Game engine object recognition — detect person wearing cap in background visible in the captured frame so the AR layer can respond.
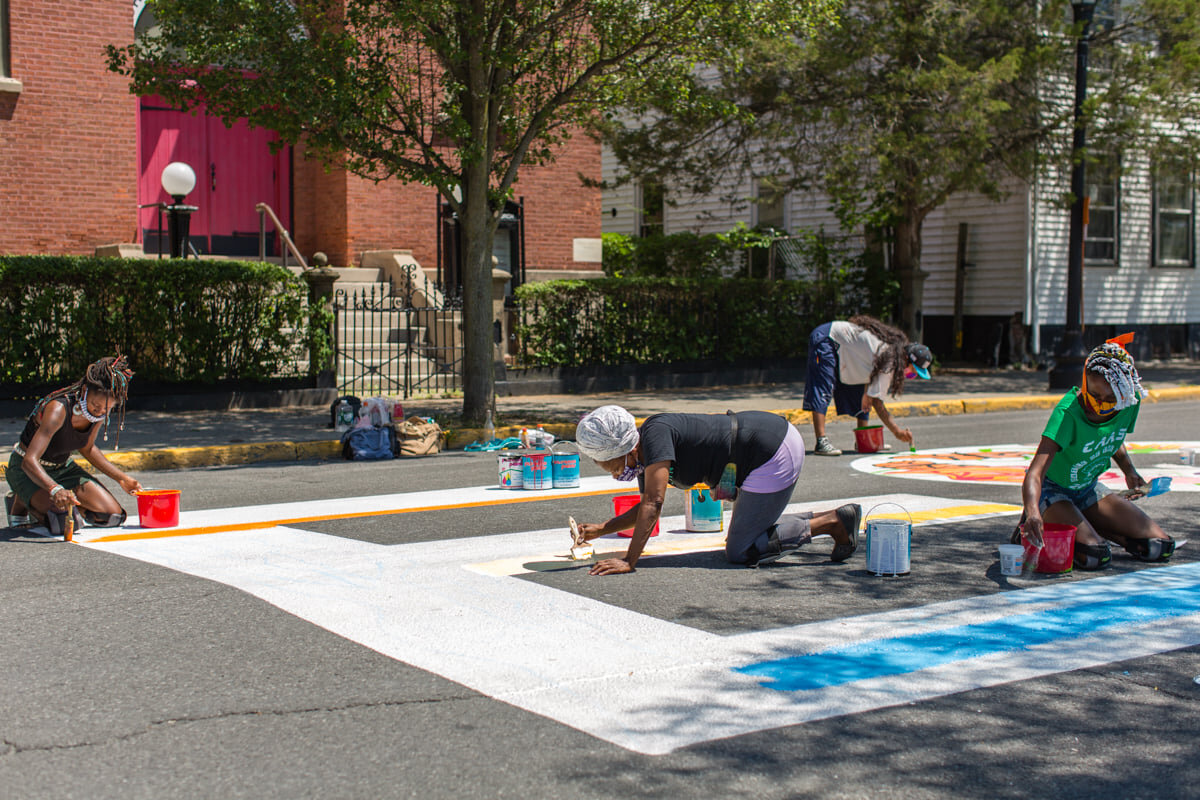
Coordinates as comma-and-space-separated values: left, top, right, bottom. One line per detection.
801, 315, 934, 456
571, 405, 862, 575
1017, 335, 1175, 570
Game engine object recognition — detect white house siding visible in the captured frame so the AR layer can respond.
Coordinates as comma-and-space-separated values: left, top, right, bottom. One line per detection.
601, 146, 639, 237
920, 185, 1030, 318
1032, 152, 1200, 336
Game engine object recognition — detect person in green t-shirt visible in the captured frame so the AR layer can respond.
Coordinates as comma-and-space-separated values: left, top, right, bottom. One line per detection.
1019, 339, 1175, 570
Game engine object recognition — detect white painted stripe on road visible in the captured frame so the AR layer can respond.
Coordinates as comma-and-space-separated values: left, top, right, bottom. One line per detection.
79, 491, 1195, 755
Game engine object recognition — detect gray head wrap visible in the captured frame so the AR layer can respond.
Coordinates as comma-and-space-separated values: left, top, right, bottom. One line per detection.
575, 405, 639, 461
1085, 342, 1147, 410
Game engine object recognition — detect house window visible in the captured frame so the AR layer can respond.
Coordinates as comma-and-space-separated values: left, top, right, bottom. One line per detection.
1153, 163, 1194, 268
637, 177, 664, 238
1, 0, 11, 79
1085, 155, 1119, 264
755, 178, 786, 233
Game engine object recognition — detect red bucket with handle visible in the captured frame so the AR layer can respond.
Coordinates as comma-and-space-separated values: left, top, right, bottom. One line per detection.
136, 489, 180, 528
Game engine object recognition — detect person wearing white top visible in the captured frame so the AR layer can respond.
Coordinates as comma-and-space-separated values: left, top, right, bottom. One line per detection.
801, 316, 933, 455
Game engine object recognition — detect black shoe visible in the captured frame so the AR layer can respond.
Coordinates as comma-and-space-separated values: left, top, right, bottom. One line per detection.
1074, 542, 1112, 570
831, 504, 861, 562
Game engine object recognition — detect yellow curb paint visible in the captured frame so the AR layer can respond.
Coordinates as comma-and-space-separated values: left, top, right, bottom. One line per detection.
86, 486, 626, 543
888, 400, 966, 418
1147, 386, 1200, 402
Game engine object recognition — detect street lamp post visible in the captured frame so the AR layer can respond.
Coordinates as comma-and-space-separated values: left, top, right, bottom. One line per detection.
1048, 0, 1098, 390
161, 161, 198, 259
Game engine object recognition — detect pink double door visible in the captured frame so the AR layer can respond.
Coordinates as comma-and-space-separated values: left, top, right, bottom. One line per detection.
138, 97, 291, 257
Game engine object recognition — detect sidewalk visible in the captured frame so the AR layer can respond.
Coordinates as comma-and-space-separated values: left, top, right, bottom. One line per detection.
2, 364, 1197, 474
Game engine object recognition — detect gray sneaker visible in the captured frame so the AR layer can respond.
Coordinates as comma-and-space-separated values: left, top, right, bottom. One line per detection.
814, 437, 842, 456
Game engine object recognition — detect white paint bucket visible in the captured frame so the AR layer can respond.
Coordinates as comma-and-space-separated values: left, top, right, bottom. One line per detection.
683, 487, 723, 532
864, 503, 912, 576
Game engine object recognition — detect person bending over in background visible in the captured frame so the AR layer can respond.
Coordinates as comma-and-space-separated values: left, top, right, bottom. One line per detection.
802, 315, 933, 456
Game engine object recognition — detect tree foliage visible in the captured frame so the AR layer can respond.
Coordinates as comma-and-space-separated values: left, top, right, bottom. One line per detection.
108, 0, 837, 421
603, 0, 1200, 338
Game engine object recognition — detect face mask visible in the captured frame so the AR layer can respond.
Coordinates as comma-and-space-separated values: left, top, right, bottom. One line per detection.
616, 458, 644, 482
1080, 376, 1118, 417
74, 389, 106, 424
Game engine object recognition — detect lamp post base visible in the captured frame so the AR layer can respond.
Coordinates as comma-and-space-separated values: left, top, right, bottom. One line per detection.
1048, 330, 1088, 390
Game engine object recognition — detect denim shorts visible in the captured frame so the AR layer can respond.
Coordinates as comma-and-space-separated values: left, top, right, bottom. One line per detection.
802, 322, 869, 420
1038, 476, 1110, 514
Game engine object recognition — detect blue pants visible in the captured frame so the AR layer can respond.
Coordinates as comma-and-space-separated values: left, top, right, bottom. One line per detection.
802, 322, 868, 419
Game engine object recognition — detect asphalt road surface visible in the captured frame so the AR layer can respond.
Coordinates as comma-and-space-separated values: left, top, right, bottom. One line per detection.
3, 404, 1198, 799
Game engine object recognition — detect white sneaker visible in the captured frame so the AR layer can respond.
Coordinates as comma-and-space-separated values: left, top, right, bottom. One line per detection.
814, 437, 842, 456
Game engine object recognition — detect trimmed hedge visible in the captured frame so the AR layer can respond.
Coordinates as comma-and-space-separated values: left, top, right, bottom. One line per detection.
516, 278, 815, 367
0, 256, 328, 385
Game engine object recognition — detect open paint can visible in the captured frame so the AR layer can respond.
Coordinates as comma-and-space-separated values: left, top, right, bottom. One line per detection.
497, 453, 524, 489
684, 487, 723, 532
864, 503, 911, 576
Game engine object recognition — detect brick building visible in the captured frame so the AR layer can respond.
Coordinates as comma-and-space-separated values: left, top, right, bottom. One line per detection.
0, 0, 602, 285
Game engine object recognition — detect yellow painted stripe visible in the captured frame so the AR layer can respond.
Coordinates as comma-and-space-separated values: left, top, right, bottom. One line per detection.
471, 502, 1024, 577
866, 502, 1020, 524
87, 487, 624, 543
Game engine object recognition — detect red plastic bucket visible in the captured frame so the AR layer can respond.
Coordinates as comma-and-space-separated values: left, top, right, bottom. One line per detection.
1023, 523, 1075, 574
854, 425, 884, 453
612, 493, 659, 538
136, 489, 180, 528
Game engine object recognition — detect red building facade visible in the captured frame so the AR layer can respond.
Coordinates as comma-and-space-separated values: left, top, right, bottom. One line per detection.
0, 1, 601, 280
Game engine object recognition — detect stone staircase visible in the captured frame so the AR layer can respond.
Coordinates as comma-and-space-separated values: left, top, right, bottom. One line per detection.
290, 250, 463, 397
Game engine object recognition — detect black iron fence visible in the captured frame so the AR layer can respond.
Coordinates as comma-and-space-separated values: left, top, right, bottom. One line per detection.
332, 279, 464, 398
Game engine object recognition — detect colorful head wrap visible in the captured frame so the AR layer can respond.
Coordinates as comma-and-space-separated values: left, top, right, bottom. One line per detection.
1084, 334, 1146, 412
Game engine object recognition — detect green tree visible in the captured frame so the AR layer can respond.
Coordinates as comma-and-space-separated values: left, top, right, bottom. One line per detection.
603, 0, 1200, 340
108, 0, 836, 422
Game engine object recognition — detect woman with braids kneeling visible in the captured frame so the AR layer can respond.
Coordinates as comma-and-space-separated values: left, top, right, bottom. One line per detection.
5, 356, 142, 536
1018, 336, 1175, 570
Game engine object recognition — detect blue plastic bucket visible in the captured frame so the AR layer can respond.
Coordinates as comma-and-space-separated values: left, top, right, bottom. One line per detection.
551, 441, 581, 488
684, 487, 723, 532
521, 449, 553, 490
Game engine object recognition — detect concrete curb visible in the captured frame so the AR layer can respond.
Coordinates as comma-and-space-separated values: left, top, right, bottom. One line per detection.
2, 387, 1196, 475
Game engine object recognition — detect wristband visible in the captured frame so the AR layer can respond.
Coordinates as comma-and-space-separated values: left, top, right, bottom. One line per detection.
49, 485, 65, 497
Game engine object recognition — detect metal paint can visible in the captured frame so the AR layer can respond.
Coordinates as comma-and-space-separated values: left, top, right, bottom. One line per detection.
550, 441, 580, 488
521, 449, 553, 490
683, 487, 723, 532
497, 453, 524, 489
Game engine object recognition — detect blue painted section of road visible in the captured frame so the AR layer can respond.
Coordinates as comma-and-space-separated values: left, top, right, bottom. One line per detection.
738, 566, 1200, 692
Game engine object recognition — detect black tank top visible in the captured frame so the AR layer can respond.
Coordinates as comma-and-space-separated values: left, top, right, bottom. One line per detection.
19, 396, 97, 464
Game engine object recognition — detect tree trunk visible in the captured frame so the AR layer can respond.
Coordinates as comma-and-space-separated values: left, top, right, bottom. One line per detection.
458, 168, 497, 426
892, 213, 929, 343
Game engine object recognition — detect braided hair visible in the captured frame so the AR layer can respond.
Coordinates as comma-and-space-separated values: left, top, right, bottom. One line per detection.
32, 355, 135, 447
1084, 339, 1146, 410
848, 315, 911, 397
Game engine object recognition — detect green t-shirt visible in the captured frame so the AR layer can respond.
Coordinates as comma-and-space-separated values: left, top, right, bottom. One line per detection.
1042, 389, 1139, 490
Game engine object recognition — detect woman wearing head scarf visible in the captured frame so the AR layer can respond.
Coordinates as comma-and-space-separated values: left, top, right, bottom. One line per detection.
573, 405, 861, 575
802, 315, 934, 455
5, 355, 143, 535
1019, 336, 1174, 569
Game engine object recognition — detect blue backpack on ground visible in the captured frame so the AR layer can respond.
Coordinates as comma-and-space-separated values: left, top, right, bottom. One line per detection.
341, 425, 396, 461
